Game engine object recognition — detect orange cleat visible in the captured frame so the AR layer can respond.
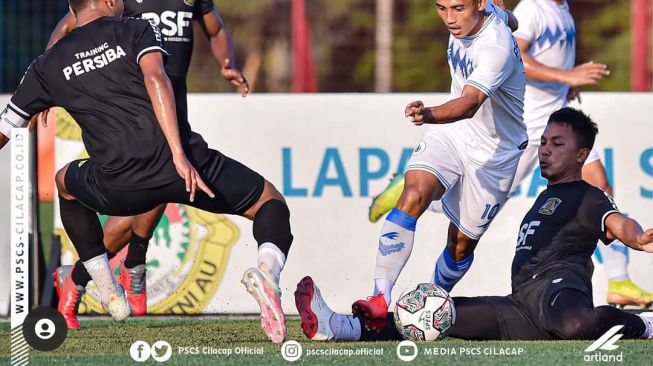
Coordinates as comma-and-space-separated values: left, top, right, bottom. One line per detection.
352, 293, 389, 332
53, 266, 85, 330
118, 264, 147, 316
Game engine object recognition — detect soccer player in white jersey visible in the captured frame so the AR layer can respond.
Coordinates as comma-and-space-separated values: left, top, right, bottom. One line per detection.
352, 0, 527, 331
368, 0, 653, 307
512, 0, 652, 307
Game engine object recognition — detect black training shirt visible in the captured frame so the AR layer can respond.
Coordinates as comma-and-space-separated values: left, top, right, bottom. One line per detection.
8, 17, 179, 190
511, 180, 620, 288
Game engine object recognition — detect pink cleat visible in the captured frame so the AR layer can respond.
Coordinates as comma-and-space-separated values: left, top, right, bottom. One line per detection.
241, 267, 286, 343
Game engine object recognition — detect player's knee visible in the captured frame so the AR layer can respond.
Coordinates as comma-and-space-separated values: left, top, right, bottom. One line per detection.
55, 164, 75, 200
554, 311, 594, 340
397, 186, 427, 215
262, 181, 285, 203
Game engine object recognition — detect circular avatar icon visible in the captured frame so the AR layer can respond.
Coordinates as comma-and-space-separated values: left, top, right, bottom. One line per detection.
22, 306, 68, 351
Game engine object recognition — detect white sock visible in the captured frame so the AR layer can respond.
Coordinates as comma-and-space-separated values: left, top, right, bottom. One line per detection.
374, 279, 394, 305
638, 314, 653, 339
427, 200, 443, 213
257, 242, 286, 285
374, 208, 416, 305
329, 313, 362, 341
598, 241, 629, 281
83, 253, 120, 304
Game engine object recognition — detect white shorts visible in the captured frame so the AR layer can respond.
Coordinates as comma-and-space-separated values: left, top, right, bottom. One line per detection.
509, 144, 602, 195
406, 125, 524, 240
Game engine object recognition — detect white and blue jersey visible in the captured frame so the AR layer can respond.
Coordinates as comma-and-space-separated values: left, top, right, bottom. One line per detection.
443, 10, 527, 157
513, 0, 576, 142
407, 12, 527, 240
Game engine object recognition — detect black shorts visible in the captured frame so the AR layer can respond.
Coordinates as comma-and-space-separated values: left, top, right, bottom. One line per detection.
65, 147, 264, 217
482, 270, 592, 340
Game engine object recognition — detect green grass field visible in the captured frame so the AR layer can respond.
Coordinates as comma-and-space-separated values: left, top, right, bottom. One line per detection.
1, 317, 651, 365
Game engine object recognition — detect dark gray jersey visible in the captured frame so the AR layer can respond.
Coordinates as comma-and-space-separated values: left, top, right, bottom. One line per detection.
511, 180, 620, 289
8, 17, 178, 190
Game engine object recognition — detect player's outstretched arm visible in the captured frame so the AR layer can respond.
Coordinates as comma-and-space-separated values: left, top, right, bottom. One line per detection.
605, 213, 653, 253
46, 11, 76, 50
199, 9, 249, 96
139, 52, 215, 201
405, 85, 487, 126
515, 37, 609, 87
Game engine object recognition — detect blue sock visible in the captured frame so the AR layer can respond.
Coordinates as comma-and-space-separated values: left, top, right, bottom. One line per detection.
374, 208, 417, 304
433, 248, 474, 292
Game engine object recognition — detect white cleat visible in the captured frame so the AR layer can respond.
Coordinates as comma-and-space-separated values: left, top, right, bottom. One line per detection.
294, 276, 335, 340
640, 312, 653, 339
241, 267, 286, 344
103, 284, 131, 321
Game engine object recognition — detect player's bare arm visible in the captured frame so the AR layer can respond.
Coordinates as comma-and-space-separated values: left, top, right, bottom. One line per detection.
405, 85, 487, 125
515, 37, 609, 87
199, 9, 249, 96
47, 11, 76, 50
505, 10, 518, 32
139, 52, 215, 201
604, 213, 653, 253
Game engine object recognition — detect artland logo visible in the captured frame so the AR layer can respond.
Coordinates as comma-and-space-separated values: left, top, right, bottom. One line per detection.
583, 325, 624, 362
130, 340, 173, 362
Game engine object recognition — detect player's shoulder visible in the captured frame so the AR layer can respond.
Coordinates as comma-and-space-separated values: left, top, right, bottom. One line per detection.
590, 185, 612, 200
195, 0, 216, 9
579, 181, 615, 204
120, 16, 153, 28
476, 13, 514, 49
117, 16, 160, 38
514, 0, 544, 11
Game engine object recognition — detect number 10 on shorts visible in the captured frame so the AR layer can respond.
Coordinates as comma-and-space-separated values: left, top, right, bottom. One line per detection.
481, 203, 501, 221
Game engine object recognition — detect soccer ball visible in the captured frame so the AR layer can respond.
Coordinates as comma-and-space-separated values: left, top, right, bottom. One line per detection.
394, 283, 455, 341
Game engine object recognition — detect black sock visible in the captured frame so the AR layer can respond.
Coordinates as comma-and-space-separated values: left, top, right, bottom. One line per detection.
70, 260, 92, 287
59, 195, 105, 261
124, 232, 149, 269
252, 199, 293, 257
70, 251, 117, 287
359, 313, 403, 341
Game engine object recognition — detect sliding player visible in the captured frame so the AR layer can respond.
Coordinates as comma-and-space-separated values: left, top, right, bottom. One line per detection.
296, 108, 653, 341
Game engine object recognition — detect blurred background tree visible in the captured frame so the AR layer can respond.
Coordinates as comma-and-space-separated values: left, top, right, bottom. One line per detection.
187, 0, 635, 93
0, 0, 642, 92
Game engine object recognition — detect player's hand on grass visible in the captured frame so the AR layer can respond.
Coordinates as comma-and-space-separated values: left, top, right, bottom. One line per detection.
564, 61, 610, 87
637, 228, 653, 253
172, 153, 215, 202
221, 58, 249, 97
405, 101, 435, 126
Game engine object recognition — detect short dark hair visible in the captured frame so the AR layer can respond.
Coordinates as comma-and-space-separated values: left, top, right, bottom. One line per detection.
69, 0, 93, 14
547, 107, 598, 150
